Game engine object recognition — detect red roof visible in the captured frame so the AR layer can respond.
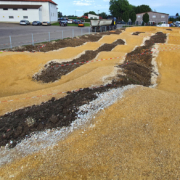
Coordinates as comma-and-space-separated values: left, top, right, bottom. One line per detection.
1, 0, 57, 5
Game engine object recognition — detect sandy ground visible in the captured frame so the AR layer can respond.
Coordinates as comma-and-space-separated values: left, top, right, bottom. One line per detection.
0, 26, 180, 179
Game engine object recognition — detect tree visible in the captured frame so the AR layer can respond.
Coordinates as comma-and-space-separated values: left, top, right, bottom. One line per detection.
99, 12, 108, 19
109, 0, 130, 20
84, 12, 89, 16
176, 13, 179, 16
84, 11, 96, 17
135, 5, 152, 14
143, 12, 149, 24
122, 11, 129, 23
130, 11, 136, 24
88, 11, 96, 15
58, 12, 62, 18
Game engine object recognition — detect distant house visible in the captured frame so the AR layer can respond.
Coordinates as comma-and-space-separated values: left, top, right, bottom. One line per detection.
88, 14, 99, 19
136, 11, 169, 25
0, 0, 58, 23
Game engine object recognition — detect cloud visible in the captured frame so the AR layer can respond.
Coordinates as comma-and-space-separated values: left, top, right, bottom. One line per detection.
73, 0, 91, 5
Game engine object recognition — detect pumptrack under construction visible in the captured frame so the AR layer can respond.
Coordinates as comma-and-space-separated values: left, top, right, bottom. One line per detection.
0, 26, 180, 179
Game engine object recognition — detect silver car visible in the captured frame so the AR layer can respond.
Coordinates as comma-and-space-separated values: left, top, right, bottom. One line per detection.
42, 21, 51, 26
175, 23, 180, 27
20, 20, 30, 25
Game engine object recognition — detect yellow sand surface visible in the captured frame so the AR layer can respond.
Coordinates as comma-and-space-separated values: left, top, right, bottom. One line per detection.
1, 27, 180, 179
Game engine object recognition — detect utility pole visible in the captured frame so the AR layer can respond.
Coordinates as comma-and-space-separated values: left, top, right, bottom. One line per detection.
75, 10, 76, 17
98, 10, 99, 15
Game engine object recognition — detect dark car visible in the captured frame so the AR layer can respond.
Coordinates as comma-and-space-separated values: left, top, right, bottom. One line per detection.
74, 20, 82, 24
59, 20, 67, 26
32, 21, 42, 26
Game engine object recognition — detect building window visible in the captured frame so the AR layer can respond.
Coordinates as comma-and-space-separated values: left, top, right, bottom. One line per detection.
13, 8, 18, 10
161, 15, 165, 18
23, 8, 27, 10
152, 15, 156, 18
3, 8, 8, 10
137, 15, 141, 18
9, 16, 14, 19
23, 16, 28, 19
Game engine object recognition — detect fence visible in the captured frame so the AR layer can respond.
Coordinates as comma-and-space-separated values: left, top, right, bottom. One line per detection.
0, 25, 123, 50
0, 28, 91, 50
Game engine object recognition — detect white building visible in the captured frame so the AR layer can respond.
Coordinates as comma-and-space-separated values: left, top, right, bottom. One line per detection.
0, 0, 58, 23
88, 14, 99, 19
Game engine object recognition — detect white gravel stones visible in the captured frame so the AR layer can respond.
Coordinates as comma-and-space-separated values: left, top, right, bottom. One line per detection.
0, 85, 137, 167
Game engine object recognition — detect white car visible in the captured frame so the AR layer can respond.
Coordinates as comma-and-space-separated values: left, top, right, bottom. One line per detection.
20, 20, 30, 25
68, 19, 73, 24
157, 24, 169, 27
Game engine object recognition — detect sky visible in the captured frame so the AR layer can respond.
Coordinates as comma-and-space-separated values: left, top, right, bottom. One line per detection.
55, 0, 180, 17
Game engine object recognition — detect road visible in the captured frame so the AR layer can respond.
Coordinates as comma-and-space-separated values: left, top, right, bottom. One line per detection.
0, 23, 124, 49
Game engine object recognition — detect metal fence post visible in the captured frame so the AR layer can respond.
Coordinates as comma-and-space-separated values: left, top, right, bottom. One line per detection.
31, 34, 34, 46
62, 30, 63, 39
9, 36, 12, 49
72, 29, 74, 38
95, 27, 96, 33
105, 26, 106, 32
89, 27, 90, 34
81, 28, 82, 36
48, 32, 50, 42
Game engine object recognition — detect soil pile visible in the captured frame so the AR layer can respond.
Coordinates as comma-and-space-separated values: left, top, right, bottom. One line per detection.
132, 32, 145, 35
0, 32, 166, 148
33, 39, 125, 83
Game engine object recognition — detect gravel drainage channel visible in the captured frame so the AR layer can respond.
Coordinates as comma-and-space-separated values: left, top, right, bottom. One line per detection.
7, 29, 123, 53
0, 32, 167, 149
33, 39, 125, 83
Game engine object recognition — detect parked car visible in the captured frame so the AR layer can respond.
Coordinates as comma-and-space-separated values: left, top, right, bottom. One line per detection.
170, 23, 175, 27
68, 19, 73, 24
157, 23, 169, 27
32, 21, 42, 26
74, 19, 83, 24
59, 20, 67, 26
175, 23, 180, 27
42, 21, 51, 26
78, 22, 84, 27
20, 20, 30, 25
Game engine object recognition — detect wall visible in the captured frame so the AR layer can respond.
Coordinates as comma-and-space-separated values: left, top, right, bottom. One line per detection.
88, 14, 99, 19
136, 12, 169, 25
0, 8, 39, 22
0, 1, 58, 22
49, 2, 58, 22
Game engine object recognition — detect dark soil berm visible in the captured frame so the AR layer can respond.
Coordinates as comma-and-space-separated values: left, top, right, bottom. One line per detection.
33, 39, 125, 83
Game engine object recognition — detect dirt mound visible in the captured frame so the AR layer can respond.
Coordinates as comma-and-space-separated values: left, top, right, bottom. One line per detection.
0, 32, 167, 148
8, 29, 123, 52
132, 32, 145, 35
33, 39, 125, 83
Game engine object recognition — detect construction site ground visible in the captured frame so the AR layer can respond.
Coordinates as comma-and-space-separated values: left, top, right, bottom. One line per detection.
0, 27, 180, 179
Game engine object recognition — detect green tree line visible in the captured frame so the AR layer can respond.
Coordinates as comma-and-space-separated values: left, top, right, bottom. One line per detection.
109, 0, 152, 24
